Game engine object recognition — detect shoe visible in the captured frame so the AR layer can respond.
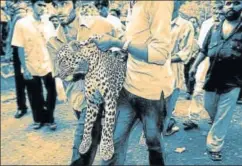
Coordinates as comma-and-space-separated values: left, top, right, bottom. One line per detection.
46, 122, 57, 131
237, 99, 242, 104
32, 122, 43, 130
14, 110, 27, 119
165, 126, 180, 136
183, 120, 198, 130
164, 118, 180, 136
207, 151, 222, 161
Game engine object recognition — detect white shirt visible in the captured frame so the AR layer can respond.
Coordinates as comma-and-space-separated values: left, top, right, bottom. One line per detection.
194, 18, 214, 94
11, 15, 55, 76
197, 17, 214, 48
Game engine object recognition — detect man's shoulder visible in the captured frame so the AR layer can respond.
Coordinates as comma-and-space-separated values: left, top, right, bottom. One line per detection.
178, 17, 194, 30
16, 16, 29, 24
93, 16, 114, 27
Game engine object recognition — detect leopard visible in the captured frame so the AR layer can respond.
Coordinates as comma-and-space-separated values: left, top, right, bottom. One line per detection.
55, 35, 127, 161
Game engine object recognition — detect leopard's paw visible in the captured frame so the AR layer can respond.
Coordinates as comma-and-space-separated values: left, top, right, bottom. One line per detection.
79, 135, 92, 154
100, 139, 114, 161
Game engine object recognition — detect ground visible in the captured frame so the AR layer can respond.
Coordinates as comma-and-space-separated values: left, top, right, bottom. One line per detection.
1, 76, 242, 165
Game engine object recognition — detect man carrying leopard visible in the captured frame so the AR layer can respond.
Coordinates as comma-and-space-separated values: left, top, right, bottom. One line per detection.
46, 0, 122, 165
55, 37, 127, 161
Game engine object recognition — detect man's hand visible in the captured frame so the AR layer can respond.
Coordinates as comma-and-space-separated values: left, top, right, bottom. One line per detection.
189, 66, 197, 82
231, 38, 242, 59
23, 69, 33, 80
93, 34, 117, 52
4, 46, 13, 62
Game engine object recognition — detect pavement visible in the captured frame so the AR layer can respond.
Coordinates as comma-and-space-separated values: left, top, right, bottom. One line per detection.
1, 77, 242, 165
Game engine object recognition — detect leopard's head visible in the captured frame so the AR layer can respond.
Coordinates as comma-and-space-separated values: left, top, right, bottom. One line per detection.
55, 35, 102, 81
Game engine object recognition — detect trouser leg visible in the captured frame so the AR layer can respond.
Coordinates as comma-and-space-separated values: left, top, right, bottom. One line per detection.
42, 73, 57, 123
12, 46, 27, 111
206, 88, 240, 152
25, 76, 45, 123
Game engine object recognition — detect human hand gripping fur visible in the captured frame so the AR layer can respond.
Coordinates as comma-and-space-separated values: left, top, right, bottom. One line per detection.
55, 35, 127, 160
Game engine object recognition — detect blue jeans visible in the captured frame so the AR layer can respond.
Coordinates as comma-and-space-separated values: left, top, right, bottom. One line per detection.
163, 88, 180, 131
70, 107, 103, 166
102, 88, 166, 165
205, 88, 240, 152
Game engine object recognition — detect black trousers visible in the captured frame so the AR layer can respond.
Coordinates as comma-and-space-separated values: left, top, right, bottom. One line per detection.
13, 46, 28, 111
184, 57, 196, 95
25, 72, 57, 123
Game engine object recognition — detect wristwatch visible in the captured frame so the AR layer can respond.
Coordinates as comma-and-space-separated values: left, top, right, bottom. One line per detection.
122, 39, 132, 52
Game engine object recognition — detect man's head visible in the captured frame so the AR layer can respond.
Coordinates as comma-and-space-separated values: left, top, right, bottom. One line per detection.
212, 1, 224, 22
49, 15, 59, 29
30, 0, 49, 17
223, 0, 242, 21
94, 0, 109, 18
110, 8, 121, 19
52, 0, 77, 25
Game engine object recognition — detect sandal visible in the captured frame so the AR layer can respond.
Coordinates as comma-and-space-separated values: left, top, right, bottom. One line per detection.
183, 120, 198, 130
208, 151, 222, 161
165, 119, 179, 136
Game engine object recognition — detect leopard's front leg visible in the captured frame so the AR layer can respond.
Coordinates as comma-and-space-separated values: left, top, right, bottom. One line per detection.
79, 99, 99, 154
100, 97, 117, 161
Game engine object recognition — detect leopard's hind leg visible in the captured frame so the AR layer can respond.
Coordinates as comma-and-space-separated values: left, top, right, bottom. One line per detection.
100, 96, 117, 161
79, 100, 99, 154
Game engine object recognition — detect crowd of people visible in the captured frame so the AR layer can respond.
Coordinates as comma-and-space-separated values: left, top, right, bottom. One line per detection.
1, 0, 242, 165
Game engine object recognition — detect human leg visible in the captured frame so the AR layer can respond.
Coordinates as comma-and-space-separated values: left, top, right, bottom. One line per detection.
42, 73, 57, 125
163, 88, 180, 135
206, 88, 240, 155
136, 92, 166, 165
25, 76, 45, 129
101, 88, 137, 165
13, 46, 28, 118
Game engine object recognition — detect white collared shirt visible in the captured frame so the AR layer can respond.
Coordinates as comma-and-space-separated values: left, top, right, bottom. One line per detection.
12, 15, 55, 76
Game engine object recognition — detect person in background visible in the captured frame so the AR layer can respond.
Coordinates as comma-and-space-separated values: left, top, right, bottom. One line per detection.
189, 0, 242, 161
12, 0, 57, 130
47, 0, 121, 165
163, 1, 194, 136
94, 1, 174, 165
189, 17, 200, 38
94, 0, 125, 32
49, 14, 59, 29
4, 0, 30, 119
183, 16, 200, 100
183, 1, 225, 130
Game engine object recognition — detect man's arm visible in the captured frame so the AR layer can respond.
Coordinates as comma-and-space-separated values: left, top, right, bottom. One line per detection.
171, 23, 195, 63
94, 1, 173, 65
189, 27, 212, 79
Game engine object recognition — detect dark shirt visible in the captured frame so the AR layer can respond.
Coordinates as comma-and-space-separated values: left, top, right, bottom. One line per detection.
201, 20, 242, 93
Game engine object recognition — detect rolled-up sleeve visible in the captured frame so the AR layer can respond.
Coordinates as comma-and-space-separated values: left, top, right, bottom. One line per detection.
176, 23, 195, 64
148, 1, 173, 65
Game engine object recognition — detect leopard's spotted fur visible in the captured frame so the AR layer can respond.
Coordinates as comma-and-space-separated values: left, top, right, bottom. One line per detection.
56, 36, 127, 160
